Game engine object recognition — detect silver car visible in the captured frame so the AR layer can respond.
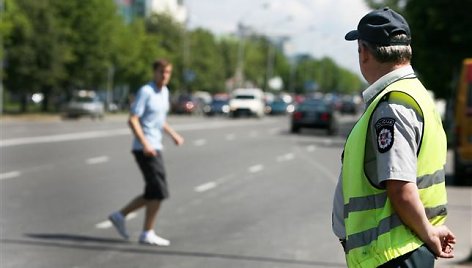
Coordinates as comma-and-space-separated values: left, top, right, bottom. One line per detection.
64, 91, 105, 119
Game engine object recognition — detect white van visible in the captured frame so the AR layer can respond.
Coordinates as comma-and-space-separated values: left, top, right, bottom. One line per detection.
229, 88, 265, 118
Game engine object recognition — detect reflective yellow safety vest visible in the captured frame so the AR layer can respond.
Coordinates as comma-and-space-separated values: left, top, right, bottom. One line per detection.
342, 77, 448, 268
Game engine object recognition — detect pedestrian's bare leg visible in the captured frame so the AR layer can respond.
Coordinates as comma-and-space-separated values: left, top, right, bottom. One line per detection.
143, 200, 161, 231
120, 195, 146, 216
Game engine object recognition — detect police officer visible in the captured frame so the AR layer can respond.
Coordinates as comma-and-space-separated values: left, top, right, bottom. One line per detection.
331, 7, 456, 267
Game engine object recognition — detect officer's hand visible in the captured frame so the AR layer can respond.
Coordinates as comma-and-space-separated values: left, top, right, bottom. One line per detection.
427, 225, 456, 259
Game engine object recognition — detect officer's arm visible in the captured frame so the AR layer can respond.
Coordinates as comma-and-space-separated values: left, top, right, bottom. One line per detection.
386, 180, 456, 258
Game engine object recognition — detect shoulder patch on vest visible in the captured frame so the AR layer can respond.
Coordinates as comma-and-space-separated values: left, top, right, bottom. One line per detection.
375, 117, 395, 153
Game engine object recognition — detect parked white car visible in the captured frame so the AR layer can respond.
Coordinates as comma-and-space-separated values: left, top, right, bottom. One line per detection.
229, 88, 265, 118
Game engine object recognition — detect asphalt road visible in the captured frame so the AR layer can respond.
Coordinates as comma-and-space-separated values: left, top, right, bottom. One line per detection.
1, 114, 471, 268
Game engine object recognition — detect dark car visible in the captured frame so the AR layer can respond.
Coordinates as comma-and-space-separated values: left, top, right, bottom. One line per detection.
340, 96, 359, 114
290, 99, 338, 135
171, 94, 200, 114
204, 99, 230, 116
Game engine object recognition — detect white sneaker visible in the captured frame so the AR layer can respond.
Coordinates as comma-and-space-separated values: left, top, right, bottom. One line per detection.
108, 212, 129, 240
139, 230, 170, 246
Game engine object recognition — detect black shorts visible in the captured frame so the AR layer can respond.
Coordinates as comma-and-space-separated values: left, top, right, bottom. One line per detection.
132, 150, 169, 200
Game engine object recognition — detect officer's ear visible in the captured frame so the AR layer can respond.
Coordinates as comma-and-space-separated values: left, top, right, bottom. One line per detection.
358, 41, 370, 64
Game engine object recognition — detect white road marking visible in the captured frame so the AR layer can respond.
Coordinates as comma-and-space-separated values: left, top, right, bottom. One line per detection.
195, 181, 217, 192
277, 153, 295, 162
95, 221, 112, 229
268, 127, 280, 135
1, 129, 130, 147
86, 156, 109, 165
249, 131, 259, 138
306, 145, 317, 152
322, 139, 333, 146
225, 134, 236, 141
193, 139, 207, 146
248, 164, 264, 173
0, 171, 21, 180
95, 212, 137, 229
2, 119, 279, 148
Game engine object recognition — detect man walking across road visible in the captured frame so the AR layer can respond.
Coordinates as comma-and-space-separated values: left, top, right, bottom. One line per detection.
332, 7, 456, 267
109, 58, 184, 246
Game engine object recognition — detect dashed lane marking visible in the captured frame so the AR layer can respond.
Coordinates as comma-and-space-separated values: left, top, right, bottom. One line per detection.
0, 171, 21, 180
194, 181, 218, 192
277, 153, 295, 162
268, 127, 281, 135
86, 156, 109, 165
306, 145, 317, 152
193, 139, 207, 146
249, 131, 259, 138
225, 134, 236, 141
248, 164, 264, 173
95, 212, 137, 229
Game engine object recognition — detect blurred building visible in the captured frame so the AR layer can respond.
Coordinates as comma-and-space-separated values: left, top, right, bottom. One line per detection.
114, 0, 187, 23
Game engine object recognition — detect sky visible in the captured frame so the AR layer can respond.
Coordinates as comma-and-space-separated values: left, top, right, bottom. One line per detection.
185, 0, 372, 76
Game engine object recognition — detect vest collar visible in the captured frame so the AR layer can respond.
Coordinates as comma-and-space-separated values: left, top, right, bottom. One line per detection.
362, 65, 416, 105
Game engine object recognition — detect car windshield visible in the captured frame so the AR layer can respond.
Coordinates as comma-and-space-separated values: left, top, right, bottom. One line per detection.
72, 96, 96, 103
178, 95, 193, 102
235, 95, 255, 100
212, 100, 228, 105
272, 100, 287, 105
298, 100, 329, 112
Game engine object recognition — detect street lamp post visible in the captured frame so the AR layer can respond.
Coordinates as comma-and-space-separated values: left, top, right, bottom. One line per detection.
235, 13, 292, 91
233, 3, 271, 89
265, 34, 290, 91
234, 23, 248, 89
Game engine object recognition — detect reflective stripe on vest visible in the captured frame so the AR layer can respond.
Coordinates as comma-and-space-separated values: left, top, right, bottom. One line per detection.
342, 78, 448, 267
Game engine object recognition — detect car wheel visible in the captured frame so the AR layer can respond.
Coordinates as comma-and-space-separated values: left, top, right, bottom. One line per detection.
291, 125, 300, 133
327, 121, 338, 136
327, 126, 337, 136
230, 111, 238, 118
454, 151, 467, 185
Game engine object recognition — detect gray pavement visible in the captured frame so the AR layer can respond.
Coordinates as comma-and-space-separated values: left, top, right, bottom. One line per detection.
1, 114, 470, 267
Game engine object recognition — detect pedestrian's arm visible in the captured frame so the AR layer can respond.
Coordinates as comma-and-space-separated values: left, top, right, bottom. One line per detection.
163, 122, 184, 146
386, 180, 456, 258
128, 114, 156, 156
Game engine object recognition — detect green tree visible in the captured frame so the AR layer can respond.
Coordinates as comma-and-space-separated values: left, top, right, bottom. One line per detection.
365, 0, 472, 98
113, 19, 165, 93
4, 0, 70, 112
291, 55, 363, 95
55, 0, 124, 91
270, 42, 291, 91
243, 35, 270, 88
406, 0, 472, 99
218, 37, 239, 85
145, 13, 185, 92
187, 28, 226, 93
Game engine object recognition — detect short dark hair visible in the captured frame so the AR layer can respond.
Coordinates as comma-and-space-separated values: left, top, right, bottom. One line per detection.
152, 59, 172, 71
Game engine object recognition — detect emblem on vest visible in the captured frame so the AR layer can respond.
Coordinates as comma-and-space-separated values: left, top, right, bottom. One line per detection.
375, 117, 395, 153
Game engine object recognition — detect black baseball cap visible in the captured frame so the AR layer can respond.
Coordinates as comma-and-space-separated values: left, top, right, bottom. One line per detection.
345, 7, 411, 46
